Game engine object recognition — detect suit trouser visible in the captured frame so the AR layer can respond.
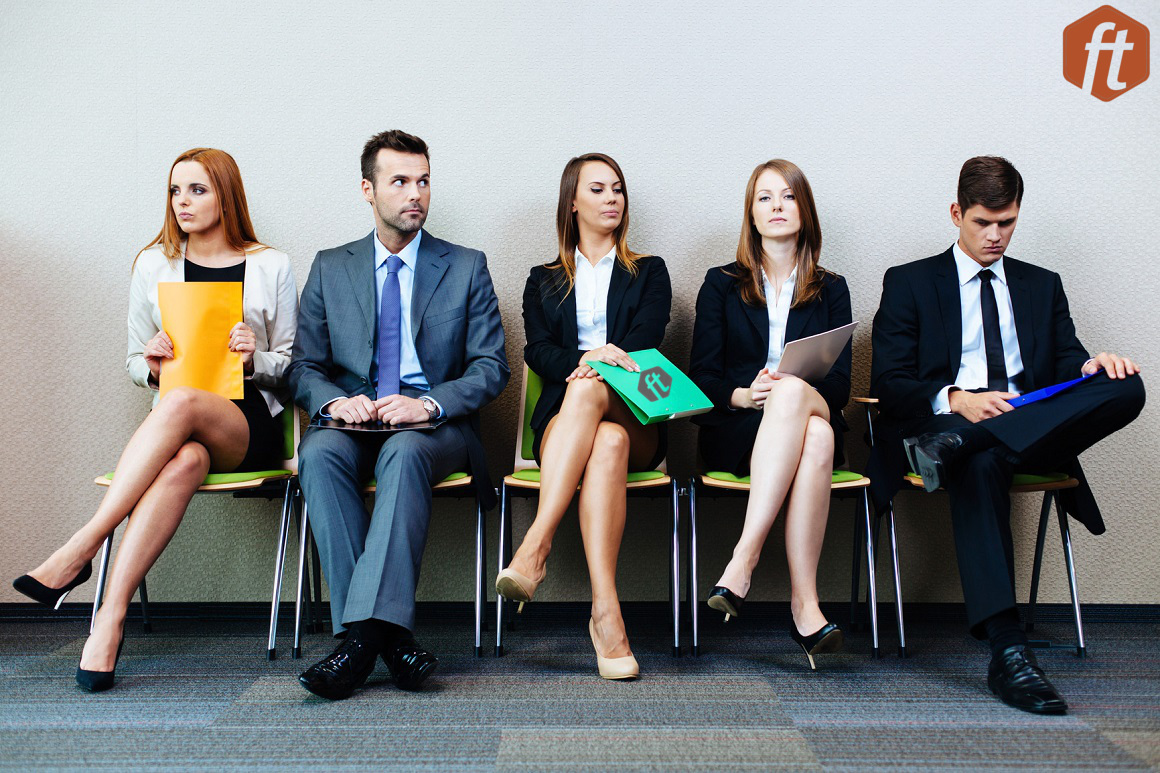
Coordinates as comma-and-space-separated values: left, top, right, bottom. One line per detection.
904, 373, 1145, 635
298, 421, 468, 634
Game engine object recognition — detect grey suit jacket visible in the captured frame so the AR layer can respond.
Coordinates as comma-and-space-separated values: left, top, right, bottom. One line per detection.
288, 230, 509, 507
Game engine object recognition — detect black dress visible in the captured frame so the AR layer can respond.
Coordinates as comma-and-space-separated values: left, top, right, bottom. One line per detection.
184, 259, 283, 472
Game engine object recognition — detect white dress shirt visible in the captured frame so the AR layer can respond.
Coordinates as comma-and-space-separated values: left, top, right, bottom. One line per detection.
321, 230, 442, 418
931, 242, 1026, 414
126, 243, 298, 417
372, 230, 429, 391
763, 267, 797, 372
574, 246, 616, 350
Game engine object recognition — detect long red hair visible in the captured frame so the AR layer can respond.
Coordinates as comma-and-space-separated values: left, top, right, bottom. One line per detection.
728, 159, 827, 308
546, 153, 647, 294
135, 148, 266, 267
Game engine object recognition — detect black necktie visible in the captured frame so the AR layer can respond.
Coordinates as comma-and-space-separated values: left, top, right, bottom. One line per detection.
977, 269, 1008, 392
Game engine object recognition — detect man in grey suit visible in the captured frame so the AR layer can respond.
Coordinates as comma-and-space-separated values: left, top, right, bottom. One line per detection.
289, 130, 509, 700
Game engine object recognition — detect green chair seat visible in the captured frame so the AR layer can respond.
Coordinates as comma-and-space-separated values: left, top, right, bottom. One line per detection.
365, 472, 469, 487
103, 470, 290, 486
704, 470, 864, 486
510, 468, 666, 484
904, 471, 1070, 487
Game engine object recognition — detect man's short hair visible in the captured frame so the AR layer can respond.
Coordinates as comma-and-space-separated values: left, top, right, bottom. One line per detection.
361, 130, 430, 185
957, 156, 1024, 212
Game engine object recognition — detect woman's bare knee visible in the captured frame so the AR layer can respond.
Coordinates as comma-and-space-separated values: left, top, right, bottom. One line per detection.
590, 422, 630, 464
801, 416, 834, 467
763, 378, 812, 416
167, 441, 211, 482
563, 377, 610, 411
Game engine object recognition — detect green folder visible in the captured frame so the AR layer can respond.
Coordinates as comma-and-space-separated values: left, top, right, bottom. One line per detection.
590, 349, 713, 425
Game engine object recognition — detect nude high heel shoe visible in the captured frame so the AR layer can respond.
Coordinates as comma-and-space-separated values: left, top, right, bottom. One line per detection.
588, 618, 639, 680
495, 564, 546, 613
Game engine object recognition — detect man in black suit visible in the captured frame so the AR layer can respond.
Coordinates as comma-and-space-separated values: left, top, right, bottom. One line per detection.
869, 156, 1144, 714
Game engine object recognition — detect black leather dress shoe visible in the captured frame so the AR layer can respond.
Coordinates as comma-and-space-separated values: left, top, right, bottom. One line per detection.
298, 639, 378, 700
903, 431, 965, 492
382, 639, 439, 691
987, 644, 1068, 714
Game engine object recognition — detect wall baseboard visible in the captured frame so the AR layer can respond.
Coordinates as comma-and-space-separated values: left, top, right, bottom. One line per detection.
2, 600, 1158, 624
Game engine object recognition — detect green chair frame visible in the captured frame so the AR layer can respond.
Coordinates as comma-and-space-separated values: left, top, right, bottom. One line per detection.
91, 404, 300, 659
856, 397, 1087, 657
495, 364, 683, 656
687, 468, 889, 658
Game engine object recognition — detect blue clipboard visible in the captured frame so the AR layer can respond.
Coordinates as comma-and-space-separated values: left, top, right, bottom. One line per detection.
1006, 374, 1094, 408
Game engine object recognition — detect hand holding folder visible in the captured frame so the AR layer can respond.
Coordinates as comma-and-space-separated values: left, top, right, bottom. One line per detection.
590, 349, 712, 425
157, 282, 244, 399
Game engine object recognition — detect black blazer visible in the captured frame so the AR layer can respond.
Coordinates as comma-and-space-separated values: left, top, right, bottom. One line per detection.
868, 247, 1100, 530
523, 255, 672, 436
689, 264, 853, 446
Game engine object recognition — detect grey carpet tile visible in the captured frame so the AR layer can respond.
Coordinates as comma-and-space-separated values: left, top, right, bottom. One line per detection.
0, 615, 1157, 771
1102, 730, 1160, 769
496, 727, 821, 770
799, 726, 1149, 771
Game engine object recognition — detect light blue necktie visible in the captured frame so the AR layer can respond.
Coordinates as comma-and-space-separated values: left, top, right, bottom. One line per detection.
376, 255, 403, 399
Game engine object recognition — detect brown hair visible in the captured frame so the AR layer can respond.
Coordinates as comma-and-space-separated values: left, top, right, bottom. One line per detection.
729, 159, 827, 308
548, 153, 646, 294
361, 130, 430, 184
957, 155, 1023, 212
136, 148, 266, 267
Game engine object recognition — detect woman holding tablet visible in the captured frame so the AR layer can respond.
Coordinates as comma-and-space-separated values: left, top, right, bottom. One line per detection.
495, 153, 671, 680
12, 148, 298, 691
689, 159, 851, 669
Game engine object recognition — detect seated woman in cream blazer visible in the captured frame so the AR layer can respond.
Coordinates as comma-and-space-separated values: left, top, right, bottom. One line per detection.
12, 148, 298, 692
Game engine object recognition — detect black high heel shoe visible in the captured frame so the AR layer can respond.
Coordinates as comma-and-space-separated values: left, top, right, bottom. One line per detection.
76, 626, 125, 693
13, 563, 93, 610
790, 622, 844, 670
707, 586, 746, 622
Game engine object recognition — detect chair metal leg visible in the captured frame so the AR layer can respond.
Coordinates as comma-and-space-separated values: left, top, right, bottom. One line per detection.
886, 505, 907, 657
266, 479, 293, 660
849, 500, 863, 632
861, 490, 880, 658
1055, 494, 1087, 657
669, 478, 681, 657
688, 477, 700, 657
293, 499, 310, 658
1027, 492, 1052, 634
137, 578, 152, 634
494, 481, 508, 656
90, 535, 113, 634
474, 496, 485, 657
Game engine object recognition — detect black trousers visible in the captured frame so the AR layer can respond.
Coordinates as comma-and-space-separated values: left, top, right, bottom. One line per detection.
883, 373, 1145, 636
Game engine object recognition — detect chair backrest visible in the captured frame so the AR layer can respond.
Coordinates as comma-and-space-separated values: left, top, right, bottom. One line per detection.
511, 364, 541, 473
279, 405, 301, 475
509, 363, 667, 474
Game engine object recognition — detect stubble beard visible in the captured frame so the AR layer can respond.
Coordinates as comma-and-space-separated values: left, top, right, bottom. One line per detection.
378, 203, 427, 237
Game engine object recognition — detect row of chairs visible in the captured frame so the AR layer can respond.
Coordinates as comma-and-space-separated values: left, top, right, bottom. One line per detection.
87, 371, 1088, 661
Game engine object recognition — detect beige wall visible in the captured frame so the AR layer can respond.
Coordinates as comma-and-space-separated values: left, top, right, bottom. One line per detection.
2, 1, 1157, 609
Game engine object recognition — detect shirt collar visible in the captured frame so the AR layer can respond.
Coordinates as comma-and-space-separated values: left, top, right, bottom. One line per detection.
953, 241, 1007, 287
373, 229, 422, 271
575, 245, 617, 268
761, 266, 797, 287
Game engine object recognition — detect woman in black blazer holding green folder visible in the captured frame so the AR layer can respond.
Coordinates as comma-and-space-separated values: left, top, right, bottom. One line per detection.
689, 159, 851, 669
495, 153, 671, 680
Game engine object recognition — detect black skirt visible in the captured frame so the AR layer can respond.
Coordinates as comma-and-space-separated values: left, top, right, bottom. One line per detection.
231, 381, 284, 473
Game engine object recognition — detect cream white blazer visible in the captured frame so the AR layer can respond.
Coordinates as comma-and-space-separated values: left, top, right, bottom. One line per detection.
126, 243, 299, 416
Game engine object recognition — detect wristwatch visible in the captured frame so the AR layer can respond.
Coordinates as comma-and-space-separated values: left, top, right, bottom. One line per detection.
419, 396, 440, 420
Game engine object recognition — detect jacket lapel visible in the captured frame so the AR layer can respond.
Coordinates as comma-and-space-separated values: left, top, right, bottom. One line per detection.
785, 296, 818, 346
411, 230, 449, 338
1005, 259, 1036, 387
343, 233, 377, 341
605, 261, 630, 340
934, 248, 962, 377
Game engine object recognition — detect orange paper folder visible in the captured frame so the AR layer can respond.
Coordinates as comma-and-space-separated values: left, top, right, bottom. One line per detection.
158, 282, 244, 400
